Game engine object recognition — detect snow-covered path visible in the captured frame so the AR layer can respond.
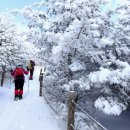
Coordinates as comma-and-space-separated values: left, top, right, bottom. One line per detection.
0, 67, 66, 130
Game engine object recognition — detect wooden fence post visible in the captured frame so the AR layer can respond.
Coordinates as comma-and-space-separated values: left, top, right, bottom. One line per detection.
39, 71, 43, 96
39, 69, 42, 81
1, 65, 6, 87
67, 91, 77, 130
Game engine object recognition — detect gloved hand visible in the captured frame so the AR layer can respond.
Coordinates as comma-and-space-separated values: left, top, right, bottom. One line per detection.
26, 66, 29, 71
10, 69, 13, 73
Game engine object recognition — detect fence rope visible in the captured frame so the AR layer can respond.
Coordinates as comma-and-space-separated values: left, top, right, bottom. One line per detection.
72, 100, 108, 130
43, 93, 59, 115
44, 85, 68, 103
40, 69, 108, 130
42, 73, 69, 122
42, 90, 68, 124
71, 124, 76, 130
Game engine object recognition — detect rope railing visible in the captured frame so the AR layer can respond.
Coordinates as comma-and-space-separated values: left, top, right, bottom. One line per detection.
39, 68, 68, 124
72, 100, 108, 130
70, 124, 75, 130
39, 68, 109, 130
43, 90, 68, 123
44, 85, 68, 103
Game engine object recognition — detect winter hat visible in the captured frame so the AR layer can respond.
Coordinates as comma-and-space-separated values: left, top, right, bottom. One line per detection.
16, 64, 23, 68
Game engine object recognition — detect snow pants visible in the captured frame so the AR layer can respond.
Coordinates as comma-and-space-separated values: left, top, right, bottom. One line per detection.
14, 78, 24, 96
29, 69, 34, 79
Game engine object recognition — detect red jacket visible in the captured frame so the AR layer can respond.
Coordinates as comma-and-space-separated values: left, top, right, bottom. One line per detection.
11, 68, 28, 79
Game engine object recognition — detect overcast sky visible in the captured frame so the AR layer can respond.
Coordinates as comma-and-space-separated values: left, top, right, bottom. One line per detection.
0, 0, 42, 12
0, 0, 129, 30
0, 0, 129, 12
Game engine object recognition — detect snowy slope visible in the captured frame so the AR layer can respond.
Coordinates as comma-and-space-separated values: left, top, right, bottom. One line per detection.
0, 67, 66, 130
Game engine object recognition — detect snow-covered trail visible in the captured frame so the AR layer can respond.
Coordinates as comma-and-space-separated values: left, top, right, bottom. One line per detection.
0, 67, 66, 130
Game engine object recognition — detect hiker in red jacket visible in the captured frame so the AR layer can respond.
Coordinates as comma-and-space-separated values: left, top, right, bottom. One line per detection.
10, 64, 28, 100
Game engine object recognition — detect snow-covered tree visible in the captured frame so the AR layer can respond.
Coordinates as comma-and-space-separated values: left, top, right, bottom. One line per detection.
0, 14, 20, 67
14, 1, 130, 129
0, 13, 38, 71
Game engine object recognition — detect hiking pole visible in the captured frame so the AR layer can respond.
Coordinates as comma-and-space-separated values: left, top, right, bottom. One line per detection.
27, 75, 29, 92
9, 67, 13, 89
9, 74, 11, 89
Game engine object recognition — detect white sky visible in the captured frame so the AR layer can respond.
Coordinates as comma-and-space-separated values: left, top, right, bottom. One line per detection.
14, 0, 130, 32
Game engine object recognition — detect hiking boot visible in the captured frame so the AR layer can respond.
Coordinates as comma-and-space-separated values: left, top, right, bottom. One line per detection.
19, 95, 23, 100
29, 77, 33, 80
14, 95, 19, 101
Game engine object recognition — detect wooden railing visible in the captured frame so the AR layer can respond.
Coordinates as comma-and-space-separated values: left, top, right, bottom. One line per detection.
39, 68, 108, 130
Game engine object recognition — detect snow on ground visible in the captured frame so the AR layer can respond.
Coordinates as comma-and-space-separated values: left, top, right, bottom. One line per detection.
0, 66, 66, 130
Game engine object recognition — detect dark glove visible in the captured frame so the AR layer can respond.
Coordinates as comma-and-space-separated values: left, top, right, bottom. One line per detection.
10, 69, 13, 73
26, 66, 29, 71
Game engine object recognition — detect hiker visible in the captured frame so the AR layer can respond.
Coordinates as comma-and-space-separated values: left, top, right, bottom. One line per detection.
10, 64, 28, 100
27, 60, 35, 80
